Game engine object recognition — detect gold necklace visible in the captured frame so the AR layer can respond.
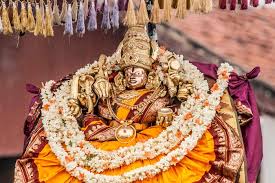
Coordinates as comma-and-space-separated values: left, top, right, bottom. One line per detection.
113, 87, 163, 111
106, 87, 164, 143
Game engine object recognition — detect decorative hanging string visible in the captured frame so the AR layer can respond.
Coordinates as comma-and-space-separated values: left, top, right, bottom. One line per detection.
137, 0, 149, 25
45, 4, 54, 37
101, 0, 111, 31
123, 0, 137, 26
1, 1, 13, 35
96, 0, 104, 10
111, 0, 119, 31
27, 2, 36, 32
64, 4, 73, 36
47, 0, 53, 25
0, 15, 3, 33
189, 0, 202, 13
72, 0, 78, 22
219, 0, 226, 9
251, 0, 259, 7
60, 0, 68, 23
34, 3, 43, 36
40, 0, 45, 18
150, 0, 161, 24
12, 0, 22, 32
20, 1, 28, 32
241, 0, 248, 9
87, 0, 97, 31
53, 0, 61, 25
83, 0, 89, 19
201, 0, 212, 13
163, 0, 172, 22
1, 0, 268, 37
76, 0, 85, 36
176, 0, 187, 19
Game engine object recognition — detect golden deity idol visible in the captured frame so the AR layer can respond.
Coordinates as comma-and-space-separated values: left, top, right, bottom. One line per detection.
15, 26, 245, 183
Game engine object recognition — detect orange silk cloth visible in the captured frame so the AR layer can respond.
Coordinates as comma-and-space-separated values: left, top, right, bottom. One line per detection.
34, 89, 216, 183
34, 127, 215, 183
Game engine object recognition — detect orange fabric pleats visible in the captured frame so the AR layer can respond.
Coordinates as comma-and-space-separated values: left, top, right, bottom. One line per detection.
34, 125, 215, 183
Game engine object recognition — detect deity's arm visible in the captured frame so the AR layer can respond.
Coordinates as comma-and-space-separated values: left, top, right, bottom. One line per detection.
69, 54, 112, 118
159, 52, 193, 101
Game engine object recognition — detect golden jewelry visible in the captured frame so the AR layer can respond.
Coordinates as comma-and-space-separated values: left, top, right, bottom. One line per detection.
118, 25, 157, 71
114, 87, 164, 111
114, 121, 137, 144
156, 107, 174, 128
107, 86, 162, 143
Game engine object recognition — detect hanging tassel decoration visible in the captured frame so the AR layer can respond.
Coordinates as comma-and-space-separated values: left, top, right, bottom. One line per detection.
1, 2, 13, 35
101, 0, 111, 31
83, 0, 89, 19
64, 4, 73, 36
189, 0, 202, 13
251, 0, 259, 7
27, 2, 36, 32
230, 0, 236, 10
47, 0, 53, 24
53, 0, 61, 25
44, 5, 54, 36
40, 0, 45, 18
76, 1, 85, 36
87, 0, 97, 31
20, 1, 28, 31
163, 0, 172, 22
34, 3, 43, 36
12, 1, 22, 32
176, 0, 186, 18
150, 0, 160, 24
72, 0, 78, 22
97, 0, 104, 10
60, 0, 68, 23
219, 0, 226, 9
137, 0, 149, 25
240, 0, 248, 9
201, 0, 212, 13
0, 16, 3, 33
111, 0, 119, 31
123, 0, 137, 26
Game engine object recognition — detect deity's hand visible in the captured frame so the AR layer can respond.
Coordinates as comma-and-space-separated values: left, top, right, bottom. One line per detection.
68, 98, 82, 118
177, 82, 193, 101
156, 108, 174, 128
93, 77, 111, 99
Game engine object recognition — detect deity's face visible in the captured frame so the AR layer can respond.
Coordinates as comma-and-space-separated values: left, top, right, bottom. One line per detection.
124, 66, 148, 89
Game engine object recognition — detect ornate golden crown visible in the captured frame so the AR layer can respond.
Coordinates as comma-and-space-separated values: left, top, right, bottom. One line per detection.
118, 25, 155, 71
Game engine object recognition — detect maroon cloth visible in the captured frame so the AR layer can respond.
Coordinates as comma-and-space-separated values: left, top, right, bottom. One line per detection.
219, 0, 227, 9
265, 0, 272, 4
24, 84, 42, 150
192, 61, 262, 183
26, 83, 41, 112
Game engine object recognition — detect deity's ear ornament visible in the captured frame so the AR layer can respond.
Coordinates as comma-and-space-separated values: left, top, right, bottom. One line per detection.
145, 72, 161, 90
114, 72, 126, 94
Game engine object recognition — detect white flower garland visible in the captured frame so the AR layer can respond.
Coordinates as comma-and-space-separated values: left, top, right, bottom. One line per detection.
41, 52, 233, 182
